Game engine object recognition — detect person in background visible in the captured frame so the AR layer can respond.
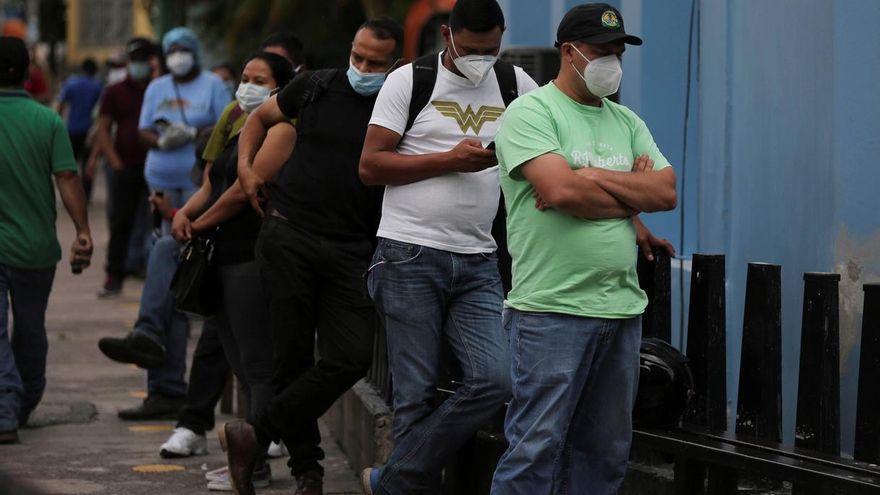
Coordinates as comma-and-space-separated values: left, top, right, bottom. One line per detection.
489, 4, 676, 493
0, 36, 93, 445
138, 26, 230, 211
211, 62, 238, 99
91, 38, 157, 297
55, 57, 103, 201
259, 31, 306, 74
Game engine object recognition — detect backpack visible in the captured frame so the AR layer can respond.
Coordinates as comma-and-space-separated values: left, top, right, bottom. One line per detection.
405, 52, 519, 132
406, 53, 521, 294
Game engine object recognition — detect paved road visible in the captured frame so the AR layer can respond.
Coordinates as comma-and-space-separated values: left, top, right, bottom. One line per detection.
0, 177, 362, 494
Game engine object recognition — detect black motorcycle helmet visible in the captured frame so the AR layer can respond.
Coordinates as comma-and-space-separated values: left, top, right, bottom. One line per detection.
633, 338, 694, 428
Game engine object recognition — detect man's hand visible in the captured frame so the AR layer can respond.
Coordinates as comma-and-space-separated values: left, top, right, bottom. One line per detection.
238, 166, 267, 217
631, 154, 654, 173
449, 139, 497, 173
70, 233, 93, 270
171, 212, 193, 242
149, 192, 175, 221
634, 217, 675, 261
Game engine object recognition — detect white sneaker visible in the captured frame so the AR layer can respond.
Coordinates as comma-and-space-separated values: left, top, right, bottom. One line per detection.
159, 427, 208, 458
207, 463, 271, 491
205, 466, 228, 482
267, 440, 288, 458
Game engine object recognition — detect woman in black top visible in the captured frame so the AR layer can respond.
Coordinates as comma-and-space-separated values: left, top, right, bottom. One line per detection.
169, 51, 294, 485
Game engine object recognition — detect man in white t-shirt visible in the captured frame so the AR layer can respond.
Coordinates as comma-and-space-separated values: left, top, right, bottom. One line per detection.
358, 1, 538, 493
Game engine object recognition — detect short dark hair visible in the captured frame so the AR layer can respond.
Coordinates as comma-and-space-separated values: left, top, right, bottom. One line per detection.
260, 32, 304, 66
244, 51, 295, 89
210, 61, 237, 78
0, 36, 29, 86
449, 0, 505, 33
359, 17, 404, 56
81, 58, 98, 76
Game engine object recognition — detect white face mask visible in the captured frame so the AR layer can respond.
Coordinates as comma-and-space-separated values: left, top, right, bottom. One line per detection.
235, 82, 273, 113
107, 68, 128, 85
166, 51, 195, 77
571, 45, 623, 99
449, 32, 497, 86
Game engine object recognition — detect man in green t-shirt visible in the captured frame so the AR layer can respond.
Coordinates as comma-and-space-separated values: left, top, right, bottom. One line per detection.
0, 36, 93, 445
489, 5, 677, 494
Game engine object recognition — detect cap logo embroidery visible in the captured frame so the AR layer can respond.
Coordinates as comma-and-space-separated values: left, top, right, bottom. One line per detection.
601, 11, 620, 29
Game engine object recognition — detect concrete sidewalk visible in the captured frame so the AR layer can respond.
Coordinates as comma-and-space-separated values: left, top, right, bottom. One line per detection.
0, 178, 362, 494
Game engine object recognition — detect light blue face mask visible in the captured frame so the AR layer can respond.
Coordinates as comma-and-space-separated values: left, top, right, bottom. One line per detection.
127, 61, 152, 81
346, 62, 386, 96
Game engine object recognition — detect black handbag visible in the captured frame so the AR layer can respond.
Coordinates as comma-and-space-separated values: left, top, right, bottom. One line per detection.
170, 233, 220, 317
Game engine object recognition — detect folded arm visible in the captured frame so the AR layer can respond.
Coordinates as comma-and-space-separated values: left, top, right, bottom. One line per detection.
521, 153, 637, 220
580, 166, 677, 213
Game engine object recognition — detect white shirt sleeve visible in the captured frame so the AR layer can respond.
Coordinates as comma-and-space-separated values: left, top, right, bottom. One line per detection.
369, 64, 415, 137
514, 67, 541, 96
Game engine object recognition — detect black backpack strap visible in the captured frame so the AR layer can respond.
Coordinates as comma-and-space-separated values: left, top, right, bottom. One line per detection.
406, 53, 440, 133
298, 69, 340, 116
493, 59, 519, 108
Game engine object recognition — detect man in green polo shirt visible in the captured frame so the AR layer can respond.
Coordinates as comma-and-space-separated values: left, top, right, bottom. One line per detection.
0, 36, 93, 444
490, 5, 677, 494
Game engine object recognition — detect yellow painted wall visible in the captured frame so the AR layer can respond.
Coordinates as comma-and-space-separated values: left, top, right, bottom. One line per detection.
65, 0, 155, 66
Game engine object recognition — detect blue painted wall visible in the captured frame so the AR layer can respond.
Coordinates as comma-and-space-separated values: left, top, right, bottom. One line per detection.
501, 0, 880, 454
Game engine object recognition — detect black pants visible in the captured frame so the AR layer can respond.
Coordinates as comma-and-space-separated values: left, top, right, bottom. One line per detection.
106, 164, 148, 278
177, 318, 229, 435
255, 217, 376, 476
69, 133, 92, 201
214, 260, 275, 426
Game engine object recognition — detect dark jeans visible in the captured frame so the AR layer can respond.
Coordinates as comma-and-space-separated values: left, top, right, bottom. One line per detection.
0, 264, 56, 431
134, 236, 188, 397
69, 133, 91, 201
214, 260, 274, 426
106, 163, 148, 279
176, 317, 229, 435
255, 217, 376, 476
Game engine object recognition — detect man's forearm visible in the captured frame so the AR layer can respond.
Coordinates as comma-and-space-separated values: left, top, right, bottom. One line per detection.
359, 149, 454, 186
590, 167, 677, 212
94, 120, 122, 166
55, 172, 90, 235
552, 175, 638, 219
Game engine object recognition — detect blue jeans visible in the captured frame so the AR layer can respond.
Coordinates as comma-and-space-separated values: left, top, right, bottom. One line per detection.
490, 310, 642, 495
368, 239, 511, 495
0, 263, 55, 431
133, 235, 188, 397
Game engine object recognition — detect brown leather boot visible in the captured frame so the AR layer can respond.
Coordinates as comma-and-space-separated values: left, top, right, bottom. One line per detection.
218, 421, 261, 495
294, 470, 323, 495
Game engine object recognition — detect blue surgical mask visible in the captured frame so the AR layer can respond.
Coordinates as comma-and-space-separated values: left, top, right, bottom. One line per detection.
127, 61, 152, 81
346, 62, 386, 96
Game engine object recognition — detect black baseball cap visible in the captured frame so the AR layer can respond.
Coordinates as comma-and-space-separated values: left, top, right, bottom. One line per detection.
126, 37, 157, 58
0, 36, 30, 85
555, 3, 642, 47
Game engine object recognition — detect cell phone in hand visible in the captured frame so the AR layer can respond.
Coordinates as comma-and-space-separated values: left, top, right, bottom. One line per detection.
486, 141, 496, 150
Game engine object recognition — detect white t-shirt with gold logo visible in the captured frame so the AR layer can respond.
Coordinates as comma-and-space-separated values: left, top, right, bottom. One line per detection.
369, 52, 539, 254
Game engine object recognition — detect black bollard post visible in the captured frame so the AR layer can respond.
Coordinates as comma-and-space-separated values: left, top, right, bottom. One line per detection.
793, 272, 841, 495
683, 254, 735, 494
736, 263, 783, 443
637, 247, 673, 342
854, 283, 880, 464
685, 254, 727, 430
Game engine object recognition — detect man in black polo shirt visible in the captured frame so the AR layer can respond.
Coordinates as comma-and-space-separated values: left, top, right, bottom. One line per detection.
223, 18, 402, 495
